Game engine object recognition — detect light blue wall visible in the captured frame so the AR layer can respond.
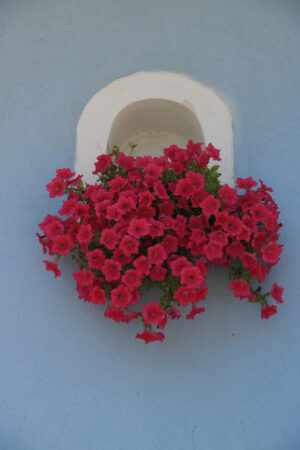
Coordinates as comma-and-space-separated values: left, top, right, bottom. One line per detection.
1, 1, 300, 449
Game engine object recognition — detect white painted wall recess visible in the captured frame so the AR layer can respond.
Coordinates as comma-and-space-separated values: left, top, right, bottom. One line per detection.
75, 72, 233, 185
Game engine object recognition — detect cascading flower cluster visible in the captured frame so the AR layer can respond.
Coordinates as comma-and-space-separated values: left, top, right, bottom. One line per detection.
37, 141, 284, 343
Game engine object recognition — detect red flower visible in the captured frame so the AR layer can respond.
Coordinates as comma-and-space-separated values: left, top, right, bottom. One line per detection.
142, 301, 165, 325
89, 286, 106, 304
87, 249, 105, 270
148, 244, 167, 266
111, 285, 132, 308
102, 260, 121, 282
120, 235, 139, 256
115, 153, 134, 170
229, 279, 251, 299
116, 195, 136, 215
44, 220, 64, 240
149, 219, 164, 238
252, 231, 268, 249
196, 151, 210, 167
226, 241, 245, 259
73, 269, 95, 286
206, 143, 221, 161
107, 205, 122, 222
43, 260, 61, 277
77, 224, 93, 247
112, 248, 133, 265
58, 198, 77, 216
249, 203, 269, 222
128, 218, 149, 238
100, 229, 118, 250
56, 168, 75, 180
218, 184, 237, 203
203, 240, 224, 260
236, 176, 257, 190
180, 266, 204, 288
46, 178, 67, 198
138, 190, 155, 206
261, 304, 277, 319
93, 154, 112, 174
261, 242, 282, 264
136, 205, 156, 220
167, 305, 182, 320
270, 282, 284, 303
161, 235, 178, 254
223, 216, 243, 236
104, 305, 126, 323
174, 286, 195, 306
133, 255, 152, 275
195, 283, 208, 301
150, 266, 167, 281
144, 163, 163, 180
209, 230, 228, 246
136, 327, 165, 344
201, 195, 221, 217
108, 174, 127, 191
122, 269, 142, 290
71, 202, 89, 218
170, 256, 189, 277
154, 180, 168, 199
52, 234, 73, 256
186, 305, 205, 319
174, 178, 194, 199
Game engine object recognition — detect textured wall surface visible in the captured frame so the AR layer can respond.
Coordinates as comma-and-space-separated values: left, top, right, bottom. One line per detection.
1, 1, 300, 449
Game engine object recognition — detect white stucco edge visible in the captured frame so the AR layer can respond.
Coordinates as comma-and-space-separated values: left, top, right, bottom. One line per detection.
75, 71, 233, 185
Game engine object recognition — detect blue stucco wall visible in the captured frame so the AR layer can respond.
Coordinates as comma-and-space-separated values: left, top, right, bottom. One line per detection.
1, 1, 300, 449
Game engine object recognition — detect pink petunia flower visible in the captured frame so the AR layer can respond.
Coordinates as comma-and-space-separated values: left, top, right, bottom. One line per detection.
120, 235, 139, 256
77, 224, 93, 247
43, 260, 61, 277
180, 266, 204, 288
142, 301, 165, 325
102, 260, 121, 282
261, 304, 277, 319
261, 242, 282, 264
170, 256, 190, 277
73, 269, 95, 286
46, 178, 67, 198
201, 195, 221, 217
270, 282, 284, 303
100, 229, 118, 250
186, 305, 205, 319
104, 305, 126, 323
52, 234, 73, 256
174, 286, 195, 306
148, 244, 167, 266
218, 184, 237, 203
133, 255, 152, 275
122, 269, 142, 290
111, 285, 132, 308
229, 279, 251, 299
136, 327, 165, 344
128, 218, 149, 238
87, 249, 105, 270
89, 286, 106, 304
203, 240, 224, 260
149, 266, 167, 282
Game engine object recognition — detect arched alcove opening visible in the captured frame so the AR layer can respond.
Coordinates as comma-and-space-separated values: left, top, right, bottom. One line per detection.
76, 71, 233, 185
108, 98, 204, 158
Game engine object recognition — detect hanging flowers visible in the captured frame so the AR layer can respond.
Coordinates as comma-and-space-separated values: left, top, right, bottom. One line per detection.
37, 141, 284, 343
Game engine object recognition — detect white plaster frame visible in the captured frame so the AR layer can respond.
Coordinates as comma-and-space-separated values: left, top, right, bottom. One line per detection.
75, 71, 233, 185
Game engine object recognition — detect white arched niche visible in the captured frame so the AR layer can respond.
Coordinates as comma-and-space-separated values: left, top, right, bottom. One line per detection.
75, 72, 233, 185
